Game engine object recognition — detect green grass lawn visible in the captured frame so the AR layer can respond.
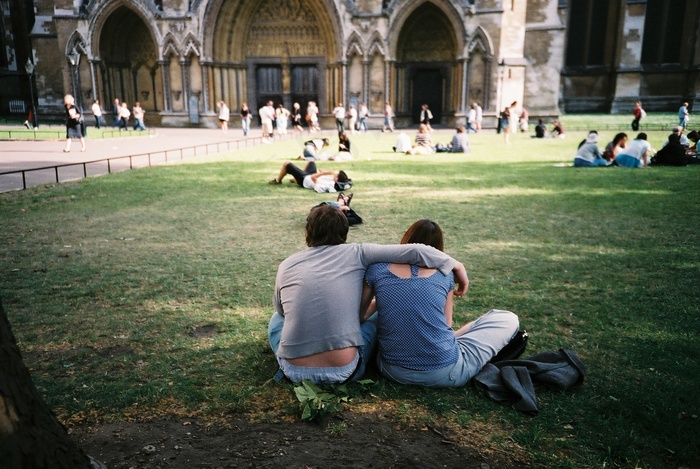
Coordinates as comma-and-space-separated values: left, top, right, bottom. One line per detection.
1, 127, 698, 468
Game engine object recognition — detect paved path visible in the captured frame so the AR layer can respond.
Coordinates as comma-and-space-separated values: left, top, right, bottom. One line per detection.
0, 126, 267, 192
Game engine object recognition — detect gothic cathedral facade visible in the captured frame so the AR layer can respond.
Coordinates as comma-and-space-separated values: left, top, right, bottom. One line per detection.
2, 0, 699, 127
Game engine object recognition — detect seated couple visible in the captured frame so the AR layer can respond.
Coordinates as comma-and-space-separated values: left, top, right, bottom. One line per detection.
268, 160, 352, 193
268, 204, 520, 387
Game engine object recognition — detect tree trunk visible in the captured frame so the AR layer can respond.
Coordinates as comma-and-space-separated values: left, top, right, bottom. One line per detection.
0, 299, 96, 468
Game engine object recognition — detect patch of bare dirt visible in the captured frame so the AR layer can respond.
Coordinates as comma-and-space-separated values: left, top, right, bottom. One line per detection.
70, 412, 530, 468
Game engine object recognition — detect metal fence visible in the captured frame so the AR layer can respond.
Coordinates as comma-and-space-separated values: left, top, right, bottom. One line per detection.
0, 128, 156, 140
0, 133, 282, 193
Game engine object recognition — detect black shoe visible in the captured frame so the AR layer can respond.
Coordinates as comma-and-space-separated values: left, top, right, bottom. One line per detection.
490, 330, 528, 364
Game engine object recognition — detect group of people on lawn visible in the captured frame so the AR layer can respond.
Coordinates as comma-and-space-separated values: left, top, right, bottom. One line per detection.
574, 125, 700, 168
266, 113, 521, 387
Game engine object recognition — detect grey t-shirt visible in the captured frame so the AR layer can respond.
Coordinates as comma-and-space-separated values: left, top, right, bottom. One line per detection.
273, 243, 457, 359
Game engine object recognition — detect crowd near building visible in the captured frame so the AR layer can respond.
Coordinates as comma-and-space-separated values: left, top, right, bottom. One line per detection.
1, 0, 699, 128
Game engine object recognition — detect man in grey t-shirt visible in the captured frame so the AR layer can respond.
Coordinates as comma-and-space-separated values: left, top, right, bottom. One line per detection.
268, 204, 468, 384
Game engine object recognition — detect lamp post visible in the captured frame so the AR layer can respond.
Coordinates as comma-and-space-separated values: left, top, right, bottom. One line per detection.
68, 50, 82, 109
24, 58, 38, 129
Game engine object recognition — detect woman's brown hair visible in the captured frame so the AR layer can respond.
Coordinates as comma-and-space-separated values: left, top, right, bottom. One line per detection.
400, 219, 444, 251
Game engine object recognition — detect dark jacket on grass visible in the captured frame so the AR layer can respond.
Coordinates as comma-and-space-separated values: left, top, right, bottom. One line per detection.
473, 349, 586, 414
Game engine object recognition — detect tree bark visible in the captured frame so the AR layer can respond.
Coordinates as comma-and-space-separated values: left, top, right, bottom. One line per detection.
0, 299, 95, 468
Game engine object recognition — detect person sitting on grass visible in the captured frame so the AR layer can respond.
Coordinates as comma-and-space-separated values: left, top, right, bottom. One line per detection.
406, 123, 434, 155
651, 134, 700, 166
268, 160, 351, 193
448, 125, 471, 153
602, 132, 628, 163
573, 131, 608, 167
661, 126, 690, 149
360, 219, 520, 388
550, 120, 565, 138
301, 137, 330, 160
615, 132, 652, 168
687, 130, 699, 155
533, 119, 546, 138
324, 132, 354, 161
393, 132, 412, 153
267, 205, 469, 384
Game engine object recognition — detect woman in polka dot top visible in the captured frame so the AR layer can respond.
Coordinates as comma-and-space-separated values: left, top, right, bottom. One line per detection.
361, 219, 520, 388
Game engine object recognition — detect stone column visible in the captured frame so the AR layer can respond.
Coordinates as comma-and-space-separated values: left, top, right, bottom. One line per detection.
362, 58, 370, 105
461, 58, 468, 115
200, 61, 211, 113
88, 59, 100, 101
611, 3, 645, 113
180, 59, 190, 112
159, 60, 171, 112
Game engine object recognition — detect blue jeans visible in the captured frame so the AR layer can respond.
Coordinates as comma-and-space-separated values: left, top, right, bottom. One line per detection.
377, 309, 519, 388
268, 311, 378, 383
359, 117, 367, 132
574, 157, 608, 167
133, 118, 146, 131
615, 154, 643, 168
242, 117, 250, 135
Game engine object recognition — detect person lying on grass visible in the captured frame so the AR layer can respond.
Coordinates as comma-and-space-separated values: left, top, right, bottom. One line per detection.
268, 160, 351, 192
268, 204, 469, 384
360, 219, 520, 388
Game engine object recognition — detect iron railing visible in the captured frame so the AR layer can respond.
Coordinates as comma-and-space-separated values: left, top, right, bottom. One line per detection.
0, 134, 285, 193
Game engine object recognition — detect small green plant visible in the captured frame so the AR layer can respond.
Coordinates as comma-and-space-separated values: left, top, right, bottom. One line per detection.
326, 421, 347, 436
293, 379, 374, 421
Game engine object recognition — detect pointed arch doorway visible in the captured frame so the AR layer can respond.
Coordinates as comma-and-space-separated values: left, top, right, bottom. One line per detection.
98, 6, 160, 117
396, 3, 458, 125
210, 0, 339, 124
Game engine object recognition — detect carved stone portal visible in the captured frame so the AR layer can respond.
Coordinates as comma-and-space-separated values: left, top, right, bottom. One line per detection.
245, 0, 326, 57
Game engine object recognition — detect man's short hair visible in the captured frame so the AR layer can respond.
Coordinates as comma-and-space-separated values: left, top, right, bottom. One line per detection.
305, 204, 348, 247
337, 171, 349, 183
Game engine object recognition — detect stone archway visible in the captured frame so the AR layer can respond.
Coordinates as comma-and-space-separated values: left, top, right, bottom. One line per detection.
98, 6, 160, 118
395, 2, 458, 125
208, 0, 340, 117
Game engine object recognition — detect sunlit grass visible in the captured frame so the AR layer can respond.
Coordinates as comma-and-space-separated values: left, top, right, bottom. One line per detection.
1, 124, 699, 468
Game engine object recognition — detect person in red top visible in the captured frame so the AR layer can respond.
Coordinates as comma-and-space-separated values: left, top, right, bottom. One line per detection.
632, 101, 644, 131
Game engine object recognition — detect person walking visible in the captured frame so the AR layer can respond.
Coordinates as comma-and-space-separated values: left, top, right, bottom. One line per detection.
467, 104, 477, 133
474, 102, 483, 132
632, 101, 644, 131
306, 101, 320, 133
218, 101, 230, 133
259, 100, 275, 142
347, 104, 358, 134
276, 104, 290, 135
358, 102, 369, 132
420, 104, 433, 131
111, 98, 121, 128
382, 102, 394, 132
291, 102, 304, 134
132, 102, 146, 131
91, 99, 103, 129
240, 102, 251, 136
63, 94, 86, 152
332, 102, 346, 133
118, 102, 130, 131
678, 102, 690, 129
